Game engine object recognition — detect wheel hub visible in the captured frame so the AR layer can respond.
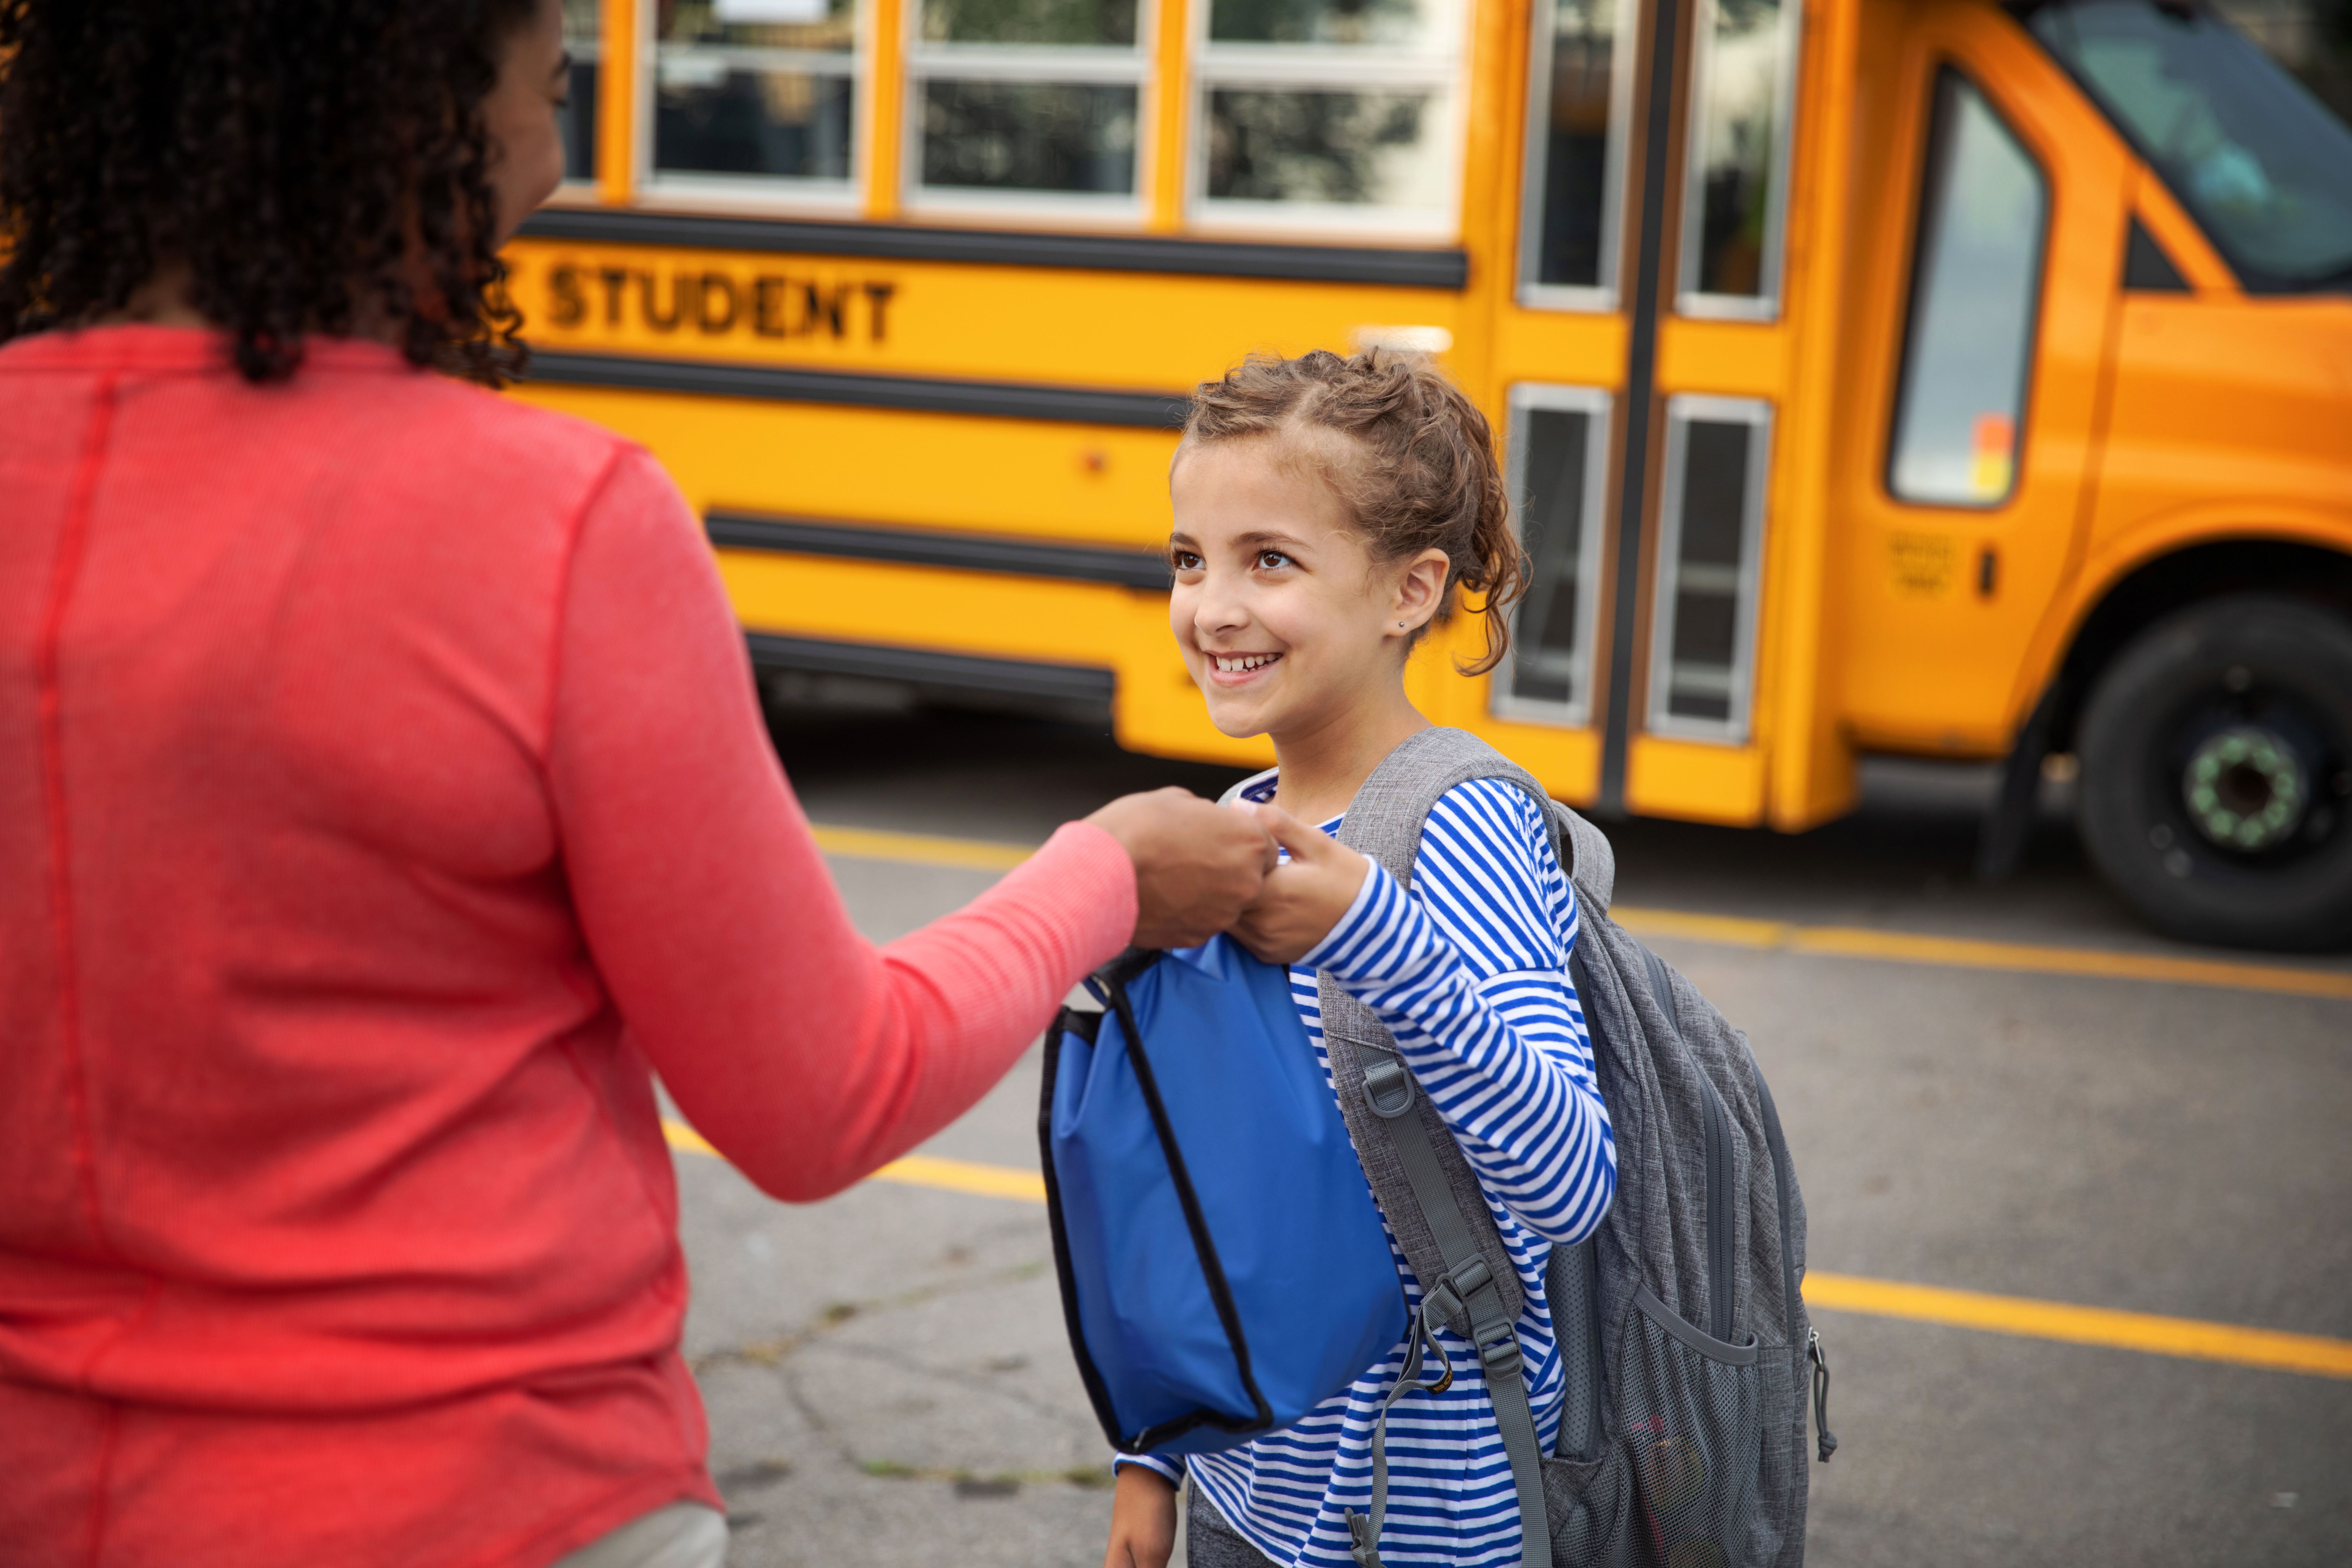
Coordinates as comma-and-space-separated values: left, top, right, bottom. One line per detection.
2181, 726, 2306, 851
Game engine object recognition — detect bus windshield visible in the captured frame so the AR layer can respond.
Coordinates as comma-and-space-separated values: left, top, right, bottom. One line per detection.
2025, 0, 2352, 290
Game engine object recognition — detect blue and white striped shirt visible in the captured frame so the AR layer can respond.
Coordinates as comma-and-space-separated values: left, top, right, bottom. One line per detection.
1129, 770, 1617, 1568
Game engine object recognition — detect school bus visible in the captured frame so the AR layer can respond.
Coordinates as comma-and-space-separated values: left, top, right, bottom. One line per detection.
506, 0, 2352, 948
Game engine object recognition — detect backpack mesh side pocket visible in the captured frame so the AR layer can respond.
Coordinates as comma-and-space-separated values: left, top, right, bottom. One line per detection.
1619, 1285, 1764, 1568
1544, 1449, 1635, 1568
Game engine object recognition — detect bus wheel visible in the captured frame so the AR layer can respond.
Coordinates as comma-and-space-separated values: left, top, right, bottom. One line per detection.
2078, 594, 2352, 951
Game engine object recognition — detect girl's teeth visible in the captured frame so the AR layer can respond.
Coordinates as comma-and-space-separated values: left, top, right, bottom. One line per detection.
1214, 654, 1278, 672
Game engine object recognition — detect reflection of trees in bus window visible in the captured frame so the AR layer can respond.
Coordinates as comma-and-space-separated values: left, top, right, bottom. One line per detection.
652, 0, 860, 186
921, 82, 1140, 192
2030, 0, 2352, 288
923, 0, 1138, 47
1208, 0, 1440, 49
558, 0, 601, 183
1680, 0, 1794, 308
1525, 0, 1629, 292
1206, 91, 1441, 206
1193, 0, 1459, 228
908, 0, 1145, 202
1888, 73, 2047, 508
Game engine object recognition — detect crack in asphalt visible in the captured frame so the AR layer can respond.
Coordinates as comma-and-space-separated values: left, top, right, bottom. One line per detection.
696, 1251, 1107, 1491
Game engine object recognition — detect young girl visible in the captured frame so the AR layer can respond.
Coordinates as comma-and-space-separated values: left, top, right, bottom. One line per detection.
1100, 349, 1617, 1568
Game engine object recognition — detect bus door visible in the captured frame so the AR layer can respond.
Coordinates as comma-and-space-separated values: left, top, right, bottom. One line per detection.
1835, 0, 2133, 757
1470, 0, 1816, 824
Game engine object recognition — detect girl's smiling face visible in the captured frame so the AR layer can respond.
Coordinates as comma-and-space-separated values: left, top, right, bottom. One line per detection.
1168, 435, 1446, 743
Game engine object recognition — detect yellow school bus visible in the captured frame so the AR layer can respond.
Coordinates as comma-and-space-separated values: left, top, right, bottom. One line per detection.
508, 0, 2352, 948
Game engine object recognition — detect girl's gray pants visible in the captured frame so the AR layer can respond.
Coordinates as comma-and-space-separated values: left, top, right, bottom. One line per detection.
1187, 1482, 1279, 1568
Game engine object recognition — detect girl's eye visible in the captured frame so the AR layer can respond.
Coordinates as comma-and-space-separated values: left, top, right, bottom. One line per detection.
1256, 550, 1293, 571
1170, 550, 1204, 572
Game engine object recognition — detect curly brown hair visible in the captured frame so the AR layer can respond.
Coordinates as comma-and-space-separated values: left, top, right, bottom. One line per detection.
1182, 348, 1529, 676
0, 0, 540, 384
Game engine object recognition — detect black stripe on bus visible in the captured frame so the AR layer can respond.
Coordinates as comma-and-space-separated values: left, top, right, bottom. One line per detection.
707, 511, 1172, 590
744, 632, 1116, 703
1598, 0, 1686, 816
517, 209, 1469, 290
525, 349, 1187, 428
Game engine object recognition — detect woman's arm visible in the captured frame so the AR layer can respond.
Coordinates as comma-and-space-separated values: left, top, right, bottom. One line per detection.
542, 449, 1262, 1200
1237, 787, 1616, 1246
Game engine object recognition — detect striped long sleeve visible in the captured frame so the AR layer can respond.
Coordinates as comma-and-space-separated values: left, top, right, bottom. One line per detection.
1301, 778, 1616, 1247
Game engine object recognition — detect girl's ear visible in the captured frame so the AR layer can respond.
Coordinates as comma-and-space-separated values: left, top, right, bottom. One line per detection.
1391, 547, 1453, 632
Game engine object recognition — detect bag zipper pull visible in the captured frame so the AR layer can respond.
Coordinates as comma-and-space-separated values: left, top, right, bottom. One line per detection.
1808, 1327, 1838, 1462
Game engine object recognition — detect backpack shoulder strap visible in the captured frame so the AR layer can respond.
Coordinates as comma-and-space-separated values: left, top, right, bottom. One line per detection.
1322, 727, 1562, 1315
1319, 727, 1570, 1568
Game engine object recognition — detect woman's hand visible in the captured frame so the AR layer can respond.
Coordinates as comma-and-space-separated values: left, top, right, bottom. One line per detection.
1227, 804, 1372, 965
1102, 1464, 1179, 1568
1086, 789, 1279, 950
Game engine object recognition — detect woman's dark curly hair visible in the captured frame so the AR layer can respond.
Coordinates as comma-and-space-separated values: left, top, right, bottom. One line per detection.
0, 0, 541, 384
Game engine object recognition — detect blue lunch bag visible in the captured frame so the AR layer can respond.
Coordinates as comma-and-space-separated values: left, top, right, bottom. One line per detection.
1039, 936, 1408, 1456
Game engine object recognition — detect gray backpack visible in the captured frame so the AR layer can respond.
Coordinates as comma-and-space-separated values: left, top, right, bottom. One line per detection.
1224, 727, 1833, 1568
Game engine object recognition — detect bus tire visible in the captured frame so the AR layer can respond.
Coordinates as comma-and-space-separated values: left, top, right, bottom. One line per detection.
2078, 594, 2352, 951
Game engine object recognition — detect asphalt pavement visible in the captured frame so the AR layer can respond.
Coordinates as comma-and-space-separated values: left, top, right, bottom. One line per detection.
668, 695, 2352, 1568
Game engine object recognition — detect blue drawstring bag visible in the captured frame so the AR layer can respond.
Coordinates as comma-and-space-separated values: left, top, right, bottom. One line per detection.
1040, 937, 1407, 1456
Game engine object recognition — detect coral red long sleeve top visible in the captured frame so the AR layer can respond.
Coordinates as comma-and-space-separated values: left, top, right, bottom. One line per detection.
0, 327, 1137, 1568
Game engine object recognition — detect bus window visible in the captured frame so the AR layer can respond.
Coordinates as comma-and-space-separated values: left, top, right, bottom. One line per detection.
557, 0, 602, 187
1648, 396, 1770, 740
1678, 0, 1800, 316
911, 0, 1145, 206
1519, 0, 1637, 305
2208, 0, 2352, 124
2028, 0, 2352, 290
1499, 387, 1614, 726
651, 0, 859, 195
1888, 71, 2048, 508
1196, 0, 1463, 232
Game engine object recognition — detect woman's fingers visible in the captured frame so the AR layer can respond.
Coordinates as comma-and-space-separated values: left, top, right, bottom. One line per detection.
1226, 811, 1370, 963
1086, 789, 1277, 948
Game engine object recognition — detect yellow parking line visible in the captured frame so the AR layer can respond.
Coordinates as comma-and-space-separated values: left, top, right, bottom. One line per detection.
807, 822, 1034, 872
664, 1118, 721, 1156
805, 820, 2352, 1001
1612, 907, 2352, 1000
1804, 1271, 2352, 1380
662, 1118, 1047, 1202
872, 1153, 1051, 1202
662, 1121, 2352, 1382
1787, 923, 2352, 999
1608, 908, 1793, 949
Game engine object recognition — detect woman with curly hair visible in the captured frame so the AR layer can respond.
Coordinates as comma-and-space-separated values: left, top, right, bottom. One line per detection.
0, 3, 1273, 1565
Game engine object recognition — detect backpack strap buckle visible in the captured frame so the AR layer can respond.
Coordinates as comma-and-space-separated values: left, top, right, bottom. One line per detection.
1474, 1317, 1523, 1379
1361, 1052, 1415, 1119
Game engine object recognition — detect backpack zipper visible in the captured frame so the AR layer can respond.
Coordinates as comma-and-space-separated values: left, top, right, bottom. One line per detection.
1640, 946, 1736, 1346
1696, 1074, 1735, 1344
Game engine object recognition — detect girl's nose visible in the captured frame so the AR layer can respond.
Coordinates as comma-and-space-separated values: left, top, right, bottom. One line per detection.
1194, 569, 1251, 638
